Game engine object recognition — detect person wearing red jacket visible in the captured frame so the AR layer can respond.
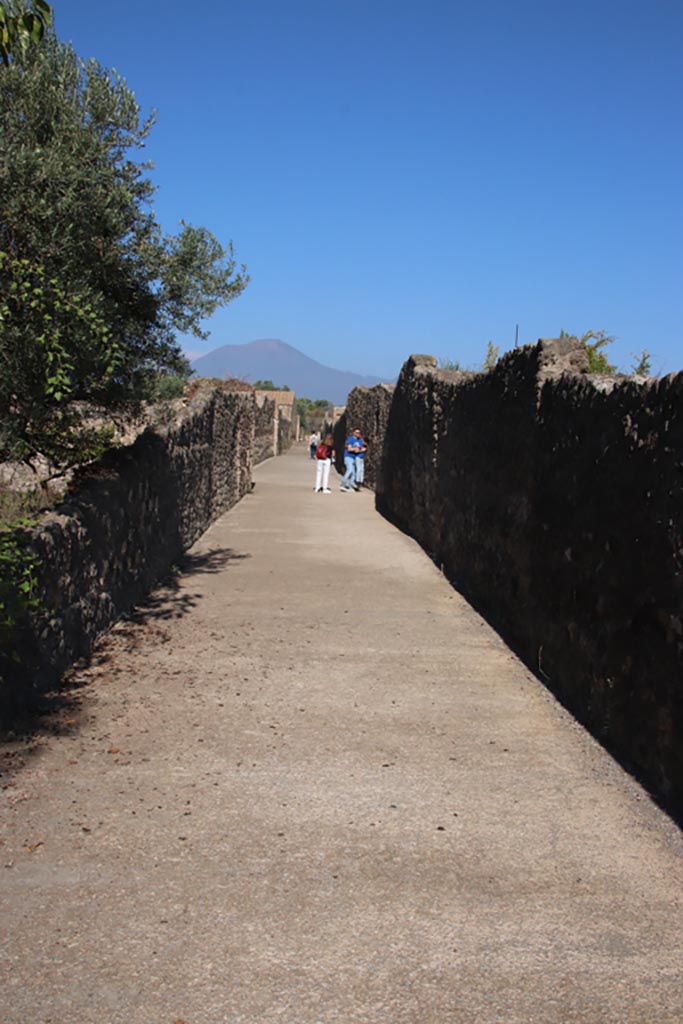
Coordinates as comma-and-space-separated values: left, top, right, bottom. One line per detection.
314, 434, 335, 493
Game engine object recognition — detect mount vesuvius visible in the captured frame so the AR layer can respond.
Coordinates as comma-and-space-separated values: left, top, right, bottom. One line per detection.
191, 339, 389, 405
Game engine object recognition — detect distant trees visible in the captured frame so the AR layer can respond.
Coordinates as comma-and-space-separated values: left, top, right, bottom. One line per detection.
249, 384, 329, 429
241, 382, 332, 430
296, 397, 331, 430
0, 17, 249, 478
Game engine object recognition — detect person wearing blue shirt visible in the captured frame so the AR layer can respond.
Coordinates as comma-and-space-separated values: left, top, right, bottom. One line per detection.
340, 428, 364, 491
353, 431, 367, 490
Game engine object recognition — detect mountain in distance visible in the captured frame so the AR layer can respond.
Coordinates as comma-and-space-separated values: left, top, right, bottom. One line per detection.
191, 338, 389, 405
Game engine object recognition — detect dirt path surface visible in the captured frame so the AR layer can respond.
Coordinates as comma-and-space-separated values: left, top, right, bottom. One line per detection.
2, 445, 683, 1024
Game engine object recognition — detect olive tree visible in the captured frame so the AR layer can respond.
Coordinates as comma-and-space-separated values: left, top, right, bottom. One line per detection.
0, 0, 51, 65
0, 24, 249, 475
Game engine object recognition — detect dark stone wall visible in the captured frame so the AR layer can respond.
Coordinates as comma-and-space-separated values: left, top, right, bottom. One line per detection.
529, 369, 683, 809
2, 385, 257, 717
332, 412, 347, 476
347, 340, 683, 815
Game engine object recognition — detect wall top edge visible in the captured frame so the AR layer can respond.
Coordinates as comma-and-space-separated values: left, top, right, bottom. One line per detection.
396, 339, 682, 397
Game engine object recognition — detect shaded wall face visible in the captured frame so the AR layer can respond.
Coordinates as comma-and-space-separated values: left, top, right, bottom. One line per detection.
380, 352, 544, 634
3, 387, 257, 715
345, 341, 683, 815
530, 372, 683, 799
332, 412, 347, 476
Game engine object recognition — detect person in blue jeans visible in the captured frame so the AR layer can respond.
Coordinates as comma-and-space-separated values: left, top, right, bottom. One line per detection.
309, 432, 318, 459
353, 432, 367, 490
340, 428, 364, 491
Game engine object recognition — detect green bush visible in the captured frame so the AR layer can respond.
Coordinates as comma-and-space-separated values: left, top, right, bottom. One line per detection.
152, 374, 186, 401
0, 516, 39, 678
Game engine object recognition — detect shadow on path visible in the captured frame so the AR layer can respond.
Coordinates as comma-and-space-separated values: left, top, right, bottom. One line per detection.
126, 547, 251, 624
375, 495, 683, 830
0, 546, 250, 777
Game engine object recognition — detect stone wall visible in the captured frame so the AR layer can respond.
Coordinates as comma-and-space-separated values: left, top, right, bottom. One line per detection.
253, 394, 278, 465
332, 411, 347, 476
253, 392, 300, 463
276, 402, 299, 454
2, 384, 257, 717
347, 340, 683, 815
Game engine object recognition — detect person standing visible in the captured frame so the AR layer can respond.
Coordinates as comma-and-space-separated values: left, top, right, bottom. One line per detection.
340, 428, 363, 491
353, 432, 367, 490
314, 434, 335, 493
309, 432, 318, 459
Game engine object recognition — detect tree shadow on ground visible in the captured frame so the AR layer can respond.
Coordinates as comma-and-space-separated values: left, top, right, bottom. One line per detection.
0, 546, 250, 776
124, 547, 251, 624
179, 546, 251, 574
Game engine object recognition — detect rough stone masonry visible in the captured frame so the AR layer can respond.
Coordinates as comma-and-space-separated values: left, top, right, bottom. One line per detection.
1, 381, 296, 719
343, 338, 683, 818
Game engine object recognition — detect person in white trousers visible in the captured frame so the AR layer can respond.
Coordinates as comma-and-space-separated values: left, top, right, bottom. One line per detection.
314, 434, 335, 493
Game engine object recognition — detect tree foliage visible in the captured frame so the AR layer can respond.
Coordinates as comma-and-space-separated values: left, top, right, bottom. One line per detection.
0, 516, 38, 656
0, 0, 51, 65
483, 341, 500, 371
583, 330, 617, 374
0, 250, 119, 473
560, 329, 656, 376
630, 349, 652, 376
0, 24, 249, 474
296, 396, 331, 429
253, 380, 291, 391
560, 329, 617, 374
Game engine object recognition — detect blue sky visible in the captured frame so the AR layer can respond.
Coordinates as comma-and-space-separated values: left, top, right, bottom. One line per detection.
52, 0, 681, 379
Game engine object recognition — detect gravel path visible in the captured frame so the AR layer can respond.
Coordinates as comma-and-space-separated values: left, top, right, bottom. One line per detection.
1, 445, 683, 1024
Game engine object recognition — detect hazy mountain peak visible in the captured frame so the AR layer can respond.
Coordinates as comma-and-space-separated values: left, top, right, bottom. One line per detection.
245, 338, 295, 352
191, 339, 389, 404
